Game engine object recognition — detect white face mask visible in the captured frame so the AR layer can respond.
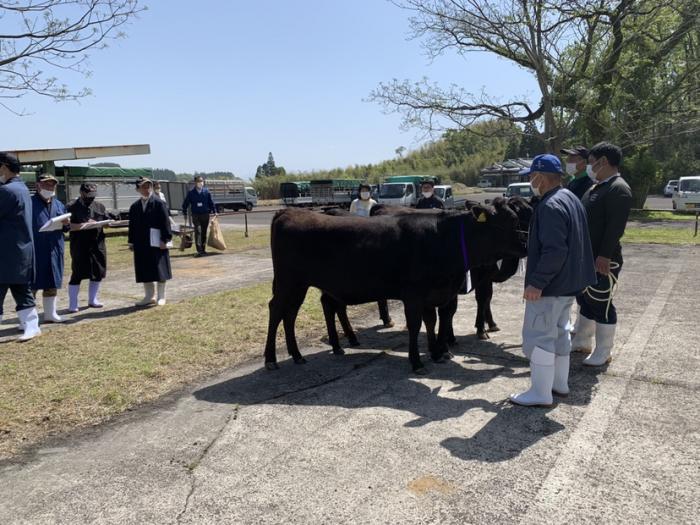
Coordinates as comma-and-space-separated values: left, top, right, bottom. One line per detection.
531, 175, 542, 197
39, 189, 55, 199
422, 191, 433, 199
586, 164, 597, 182
360, 191, 370, 200
565, 163, 577, 176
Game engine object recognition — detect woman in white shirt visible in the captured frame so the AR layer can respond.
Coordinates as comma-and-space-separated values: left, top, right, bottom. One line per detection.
349, 183, 376, 217
349, 183, 393, 327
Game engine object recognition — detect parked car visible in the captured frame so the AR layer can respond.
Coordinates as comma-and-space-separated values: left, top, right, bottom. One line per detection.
672, 176, 700, 211
477, 179, 493, 188
504, 182, 534, 199
664, 180, 678, 197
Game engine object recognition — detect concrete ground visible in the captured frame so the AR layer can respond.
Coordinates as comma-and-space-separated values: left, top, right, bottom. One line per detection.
0, 244, 698, 524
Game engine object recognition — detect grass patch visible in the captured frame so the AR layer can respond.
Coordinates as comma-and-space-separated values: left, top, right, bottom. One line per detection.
623, 226, 699, 245
64, 229, 271, 273
629, 210, 697, 222
0, 282, 358, 459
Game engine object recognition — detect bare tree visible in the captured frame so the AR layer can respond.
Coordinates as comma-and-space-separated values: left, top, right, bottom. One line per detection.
369, 0, 691, 153
0, 0, 144, 114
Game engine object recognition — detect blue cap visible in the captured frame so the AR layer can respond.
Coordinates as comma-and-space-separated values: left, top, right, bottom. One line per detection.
526, 154, 564, 176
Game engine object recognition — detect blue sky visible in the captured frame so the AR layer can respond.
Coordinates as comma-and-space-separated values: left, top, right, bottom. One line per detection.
6, 1, 538, 180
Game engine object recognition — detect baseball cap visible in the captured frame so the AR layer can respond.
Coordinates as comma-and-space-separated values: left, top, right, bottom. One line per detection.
80, 182, 97, 197
135, 176, 152, 187
560, 146, 589, 159
37, 173, 59, 183
525, 154, 565, 176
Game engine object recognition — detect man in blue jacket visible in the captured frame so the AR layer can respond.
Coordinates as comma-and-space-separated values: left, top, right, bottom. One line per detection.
510, 154, 596, 407
182, 175, 216, 257
0, 152, 41, 341
31, 173, 71, 323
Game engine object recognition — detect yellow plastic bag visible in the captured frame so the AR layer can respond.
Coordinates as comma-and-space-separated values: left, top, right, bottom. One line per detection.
207, 216, 227, 251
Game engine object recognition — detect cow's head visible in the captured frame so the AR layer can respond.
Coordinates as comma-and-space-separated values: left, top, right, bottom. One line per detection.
465, 200, 528, 268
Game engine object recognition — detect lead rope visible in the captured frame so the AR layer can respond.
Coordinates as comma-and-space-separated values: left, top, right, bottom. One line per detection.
583, 261, 621, 322
459, 220, 471, 291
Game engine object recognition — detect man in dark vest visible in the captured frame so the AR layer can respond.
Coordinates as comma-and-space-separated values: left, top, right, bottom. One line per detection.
571, 142, 633, 366
0, 152, 41, 341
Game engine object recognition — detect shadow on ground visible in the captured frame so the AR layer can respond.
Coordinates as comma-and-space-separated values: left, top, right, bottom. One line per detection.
194, 323, 604, 463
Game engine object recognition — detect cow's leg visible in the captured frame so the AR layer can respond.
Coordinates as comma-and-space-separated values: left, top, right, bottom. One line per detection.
321, 293, 345, 355
423, 306, 443, 363
437, 297, 457, 358
335, 301, 360, 347
282, 287, 309, 364
484, 282, 499, 332
377, 300, 394, 327
474, 281, 489, 340
404, 300, 427, 374
264, 294, 286, 370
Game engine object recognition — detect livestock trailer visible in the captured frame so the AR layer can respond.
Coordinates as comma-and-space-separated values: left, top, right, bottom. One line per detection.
280, 181, 312, 207
309, 179, 361, 207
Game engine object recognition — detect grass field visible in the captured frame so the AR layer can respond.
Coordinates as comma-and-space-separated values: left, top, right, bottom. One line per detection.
623, 226, 699, 245
629, 210, 698, 222
66, 228, 271, 273
0, 282, 369, 459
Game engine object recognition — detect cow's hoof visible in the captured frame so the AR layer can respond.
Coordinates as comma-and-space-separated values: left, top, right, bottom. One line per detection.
265, 362, 279, 371
413, 366, 429, 375
348, 338, 361, 347
477, 332, 489, 340
332, 347, 345, 356
293, 357, 307, 365
487, 325, 500, 333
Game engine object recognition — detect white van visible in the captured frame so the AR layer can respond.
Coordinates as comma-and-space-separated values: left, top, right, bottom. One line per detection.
504, 182, 534, 199
672, 176, 700, 211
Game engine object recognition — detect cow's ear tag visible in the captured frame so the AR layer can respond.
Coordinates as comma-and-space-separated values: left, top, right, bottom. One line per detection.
477, 212, 487, 223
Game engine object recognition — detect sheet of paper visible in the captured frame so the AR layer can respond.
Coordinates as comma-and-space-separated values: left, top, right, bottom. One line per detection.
150, 228, 161, 248
39, 213, 71, 233
79, 220, 112, 231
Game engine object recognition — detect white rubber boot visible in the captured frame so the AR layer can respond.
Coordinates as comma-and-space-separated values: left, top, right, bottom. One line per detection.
68, 284, 81, 313
42, 296, 63, 323
571, 314, 595, 353
552, 354, 570, 396
17, 308, 41, 342
156, 282, 166, 306
135, 282, 156, 307
88, 281, 103, 308
510, 347, 555, 407
584, 323, 616, 366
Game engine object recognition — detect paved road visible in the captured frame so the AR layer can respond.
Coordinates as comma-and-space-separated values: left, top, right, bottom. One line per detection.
1, 244, 697, 524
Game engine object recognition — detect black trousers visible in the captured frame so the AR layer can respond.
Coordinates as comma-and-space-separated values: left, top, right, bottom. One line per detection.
0, 284, 35, 316
192, 213, 210, 254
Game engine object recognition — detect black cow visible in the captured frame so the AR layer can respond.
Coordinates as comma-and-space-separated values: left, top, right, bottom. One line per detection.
264, 203, 526, 373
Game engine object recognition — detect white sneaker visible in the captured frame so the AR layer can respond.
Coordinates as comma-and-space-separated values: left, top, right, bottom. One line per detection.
510, 347, 555, 407
584, 323, 615, 366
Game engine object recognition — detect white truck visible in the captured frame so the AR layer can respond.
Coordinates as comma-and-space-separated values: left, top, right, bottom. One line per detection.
377, 176, 463, 208
672, 176, 700, 211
